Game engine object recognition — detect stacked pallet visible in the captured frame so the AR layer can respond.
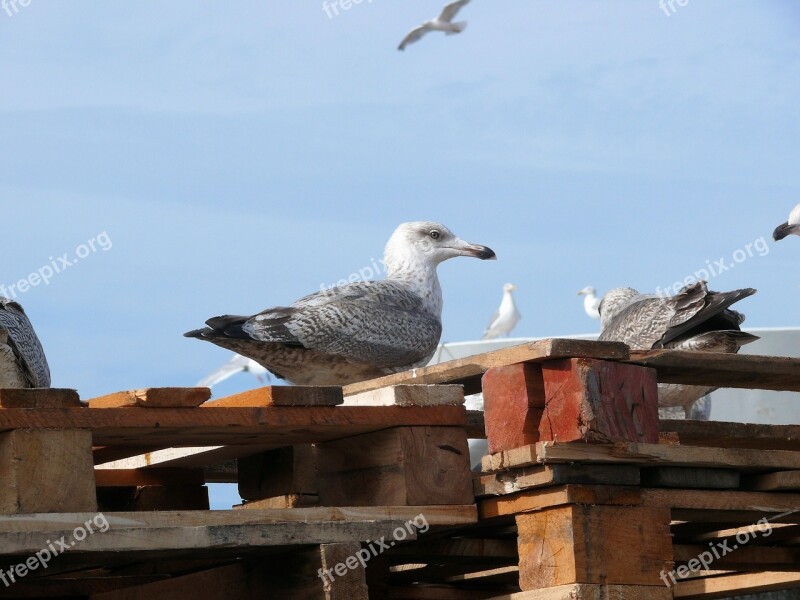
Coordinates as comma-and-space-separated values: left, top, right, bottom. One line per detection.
368, 342, 800, 600
1, 338, 799, 599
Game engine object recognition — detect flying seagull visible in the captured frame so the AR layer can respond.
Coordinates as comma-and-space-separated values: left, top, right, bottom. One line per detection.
398, 0, 471, 51
0, 297, 50, 388
598, 281, 757, 418
577, 286, 601, 320
197, 353, 269, 388
773, 204, 800, 241
186, 222, 495, 385
482, 283, 520, 340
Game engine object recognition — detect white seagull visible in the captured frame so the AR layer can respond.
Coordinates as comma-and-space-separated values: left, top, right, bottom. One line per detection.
197, 353, 269, 388
482, 283, 521, 340
773, 204, 800, 241
398, 0, 471, 51
577, 286, 601, 320
186, 222, 495, 386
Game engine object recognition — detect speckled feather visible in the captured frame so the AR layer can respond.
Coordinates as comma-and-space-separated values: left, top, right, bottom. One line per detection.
0, 297, 51, 388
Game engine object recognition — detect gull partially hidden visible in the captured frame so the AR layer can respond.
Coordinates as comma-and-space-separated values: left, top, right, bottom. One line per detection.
185, 222, 495, 385
577, 286, 601, 320
197, 354, 269, 388
773, 204, 800, 241
398, 0, 471, 51
598, 281, 757, 417
0, 297, 50, 388
482, 283, 520, 340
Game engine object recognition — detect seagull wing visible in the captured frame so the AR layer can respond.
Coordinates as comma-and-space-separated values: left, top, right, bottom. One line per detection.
0, 298, 50, 388
482, 310, 500, 338
204, 281, 443, 369
398, 24, 431, 50
438, 0, 470, 22
197, 354, 251, 387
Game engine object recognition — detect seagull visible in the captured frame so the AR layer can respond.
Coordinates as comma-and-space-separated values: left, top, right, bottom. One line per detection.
577, 286, 601, 320
398, 0, 471, 51
598, 281, 758, 418
482, 283, 520, 340
0, 297, 50, 388
197, 353, 269, 388
185, 222, 496, 385
773, 204, 800, 241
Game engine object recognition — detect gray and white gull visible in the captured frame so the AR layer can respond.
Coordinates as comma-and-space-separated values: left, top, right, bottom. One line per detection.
482, 283, 520, 340
598, 281, 757, 418
185, 222, 496, 385
0, 297, 50, 388
773, 204, 800, 241
577, 286, 601, 321
398, 0, 471, 51
197, 353, 269, 388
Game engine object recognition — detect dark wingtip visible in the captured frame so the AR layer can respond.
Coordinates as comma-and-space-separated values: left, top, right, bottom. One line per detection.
774, 222, 792, 241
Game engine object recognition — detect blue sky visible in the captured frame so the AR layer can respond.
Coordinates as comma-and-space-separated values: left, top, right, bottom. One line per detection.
1, 2, 798, 401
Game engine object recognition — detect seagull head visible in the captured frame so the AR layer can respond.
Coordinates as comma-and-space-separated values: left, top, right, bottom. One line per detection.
384, 221, 496, 273
577, 286, 596, 296
503, 283, 517, 293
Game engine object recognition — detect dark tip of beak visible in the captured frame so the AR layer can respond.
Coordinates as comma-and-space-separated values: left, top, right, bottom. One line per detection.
773, 222, 791, 241
477, 246, 497, 260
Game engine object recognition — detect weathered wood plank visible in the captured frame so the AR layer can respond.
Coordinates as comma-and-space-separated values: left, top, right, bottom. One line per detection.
239, 445, 317, 501
474, 464, 640, 498
629, 350, 800, 391
483, 441, 800, 473
745, 470, 800, 491
479, 485, 643, 519
206, 386, 343, 407
641, 467, 740, 490
94, 468, 205, 487
479, 584, 673, 600
343, 339, 630, 396
342, 385, 463, 407
661, 419, 800, 451
0, 388, 80, 408
673, 570, 800, 599
482, 363, 543, 454
88, 388, 211, 408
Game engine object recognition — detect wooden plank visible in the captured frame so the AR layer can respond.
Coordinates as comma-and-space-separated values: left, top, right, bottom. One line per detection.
746, 470, 800, 491
539, 358, 659, 444
0, 505, 478, 532
661, 419, 800, 451
343, 339, 630, 396
237, 494, 318, 509
95, 468, 205, 487
483, 440, 800, 473
0, 519, 414, 555
342, 385, 463, 407
482, 584, 673, 600
206, 386, 343, 407
479, 485, 643, 519
316, 542, 371, 600
466, 410, 486, 439
0, 388, 80, 408
482, 363, 544, 454
386, 538, 517, 563
88, 388, 211, 408
0, 405, 468, 447
673, 544, 800, 570
474, 464, 640, 498
641, 467, 740, 489
516, 505, 673, 588
317, 427, 473, 506
641, 488, 800, 513
0, 430, 97, 514
629, 350, 800, 391
96, 445, 277, 470
673, 571, 800, 599
0, 575, 171, 598
239, 445, 317, 501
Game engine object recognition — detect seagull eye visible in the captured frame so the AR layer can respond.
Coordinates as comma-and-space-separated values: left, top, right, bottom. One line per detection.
429, 230, 441, 240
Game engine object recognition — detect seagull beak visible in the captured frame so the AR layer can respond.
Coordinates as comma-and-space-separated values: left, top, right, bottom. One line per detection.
456, 240, 496, 260
773, 222, 793, 241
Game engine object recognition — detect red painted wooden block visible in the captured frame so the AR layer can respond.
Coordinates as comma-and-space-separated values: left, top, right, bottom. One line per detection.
482, 363, 545, 454
540, 358, 659, 444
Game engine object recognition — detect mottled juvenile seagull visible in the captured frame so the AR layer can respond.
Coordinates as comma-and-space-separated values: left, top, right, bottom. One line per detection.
773, 204, 800, 241
398, 0, 471, 51
186, 222, 495, 385
0, 297, 51, 388
482, 283, 520, 340
598, 281, 757, 418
